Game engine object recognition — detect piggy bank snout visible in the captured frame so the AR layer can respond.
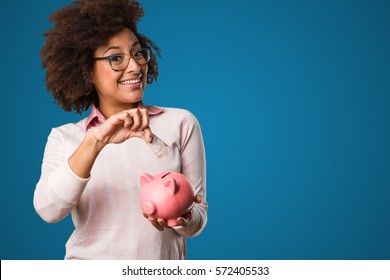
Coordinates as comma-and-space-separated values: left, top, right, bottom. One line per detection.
142, 201, 156, 215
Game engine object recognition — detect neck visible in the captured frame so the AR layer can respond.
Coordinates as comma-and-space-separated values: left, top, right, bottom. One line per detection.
99, 101, 140, 119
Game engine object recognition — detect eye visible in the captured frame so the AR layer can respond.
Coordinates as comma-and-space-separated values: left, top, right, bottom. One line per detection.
133, 50, 144, 59
107, 54, 124, 63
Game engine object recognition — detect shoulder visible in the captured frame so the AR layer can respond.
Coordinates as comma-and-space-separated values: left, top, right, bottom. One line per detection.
154, 106, 200, 125
149, 106, 202, 141
48, 118, 87, 141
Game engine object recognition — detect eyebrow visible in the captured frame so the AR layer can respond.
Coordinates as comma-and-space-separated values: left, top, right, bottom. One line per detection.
103, 42, 141, 55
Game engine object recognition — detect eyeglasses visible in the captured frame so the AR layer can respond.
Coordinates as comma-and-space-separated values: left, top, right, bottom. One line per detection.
93, 48, 151, 71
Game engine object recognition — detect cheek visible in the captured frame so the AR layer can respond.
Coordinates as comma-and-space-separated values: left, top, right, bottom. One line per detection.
93, 64, 120, 89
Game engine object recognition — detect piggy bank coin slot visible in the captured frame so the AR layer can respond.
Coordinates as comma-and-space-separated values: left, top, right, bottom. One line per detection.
161, 172, 171, 178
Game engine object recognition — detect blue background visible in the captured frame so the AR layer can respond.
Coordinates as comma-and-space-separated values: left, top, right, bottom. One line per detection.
0, 0, 389, 259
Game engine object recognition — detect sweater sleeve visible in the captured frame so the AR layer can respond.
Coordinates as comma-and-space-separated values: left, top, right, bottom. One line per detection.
173, 111, 208, 238
33, 128, 90, 223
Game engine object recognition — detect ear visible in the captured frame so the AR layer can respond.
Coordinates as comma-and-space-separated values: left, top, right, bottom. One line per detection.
163, 178, 178, 194
140, 173, 154, 187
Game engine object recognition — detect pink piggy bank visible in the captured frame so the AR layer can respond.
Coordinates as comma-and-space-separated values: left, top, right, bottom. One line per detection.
140, 171, 195, 227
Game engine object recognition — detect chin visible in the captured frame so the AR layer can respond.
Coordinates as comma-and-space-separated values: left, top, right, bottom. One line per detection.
126, 93, 144, 103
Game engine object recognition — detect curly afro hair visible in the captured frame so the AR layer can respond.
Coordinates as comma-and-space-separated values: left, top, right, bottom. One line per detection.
41, 0, 160, 114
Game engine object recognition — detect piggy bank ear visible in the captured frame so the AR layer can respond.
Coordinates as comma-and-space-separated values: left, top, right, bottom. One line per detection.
163, 178, 178, 194
140, 173, 154, 187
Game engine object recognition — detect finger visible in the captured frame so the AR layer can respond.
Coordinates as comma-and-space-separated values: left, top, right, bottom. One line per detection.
139, 108, 150, 131
130, 109, 141, 131
157, 218, 170, 228
148, 217, 164, 231
122, 112, 134, 128
194, 194, 202, 203
143, 127, 153, 143
109, 113, 126, 127
131, 128, 152, 143
176, 217, 188, 227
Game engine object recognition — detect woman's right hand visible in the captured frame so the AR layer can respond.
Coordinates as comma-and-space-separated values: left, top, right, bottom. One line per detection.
69, 107, 152, 179
90, 107, 153, 147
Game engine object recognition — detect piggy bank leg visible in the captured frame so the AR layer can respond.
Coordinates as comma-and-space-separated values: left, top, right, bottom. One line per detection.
167, 218, 179, 227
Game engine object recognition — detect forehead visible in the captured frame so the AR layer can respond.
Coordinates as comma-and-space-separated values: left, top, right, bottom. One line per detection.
95, 28, 140, 54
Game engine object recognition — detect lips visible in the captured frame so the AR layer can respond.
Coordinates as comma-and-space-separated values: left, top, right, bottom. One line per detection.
119, 74, 142, 85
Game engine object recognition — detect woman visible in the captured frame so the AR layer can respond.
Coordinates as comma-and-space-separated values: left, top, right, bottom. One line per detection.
33, 0, 207, 260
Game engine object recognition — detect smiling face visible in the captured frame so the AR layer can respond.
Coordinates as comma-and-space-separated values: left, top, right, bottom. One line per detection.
91, 28, 148, 117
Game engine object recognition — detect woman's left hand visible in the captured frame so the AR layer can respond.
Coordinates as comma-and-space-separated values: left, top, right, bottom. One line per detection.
144, 194, 202, 231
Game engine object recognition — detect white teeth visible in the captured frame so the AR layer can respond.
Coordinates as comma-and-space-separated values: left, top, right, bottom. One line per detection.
119, 77, 141, 85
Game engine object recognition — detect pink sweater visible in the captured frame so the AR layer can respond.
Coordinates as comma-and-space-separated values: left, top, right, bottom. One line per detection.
33, 105, 207, 259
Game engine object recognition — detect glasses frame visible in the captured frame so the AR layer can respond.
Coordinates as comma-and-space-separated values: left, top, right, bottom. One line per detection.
93, 48, 151, 71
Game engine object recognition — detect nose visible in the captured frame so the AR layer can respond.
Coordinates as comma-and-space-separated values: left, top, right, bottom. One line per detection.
125, 56, 141, 73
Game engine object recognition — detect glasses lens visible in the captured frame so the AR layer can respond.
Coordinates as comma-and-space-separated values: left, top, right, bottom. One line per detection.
133, 49, 150, 65
109, 49, 150, 71
109, 54, 128, 71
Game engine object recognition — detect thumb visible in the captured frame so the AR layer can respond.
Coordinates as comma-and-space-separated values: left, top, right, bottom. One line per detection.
133, 128, 153, 143
194, 194, 202, 204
